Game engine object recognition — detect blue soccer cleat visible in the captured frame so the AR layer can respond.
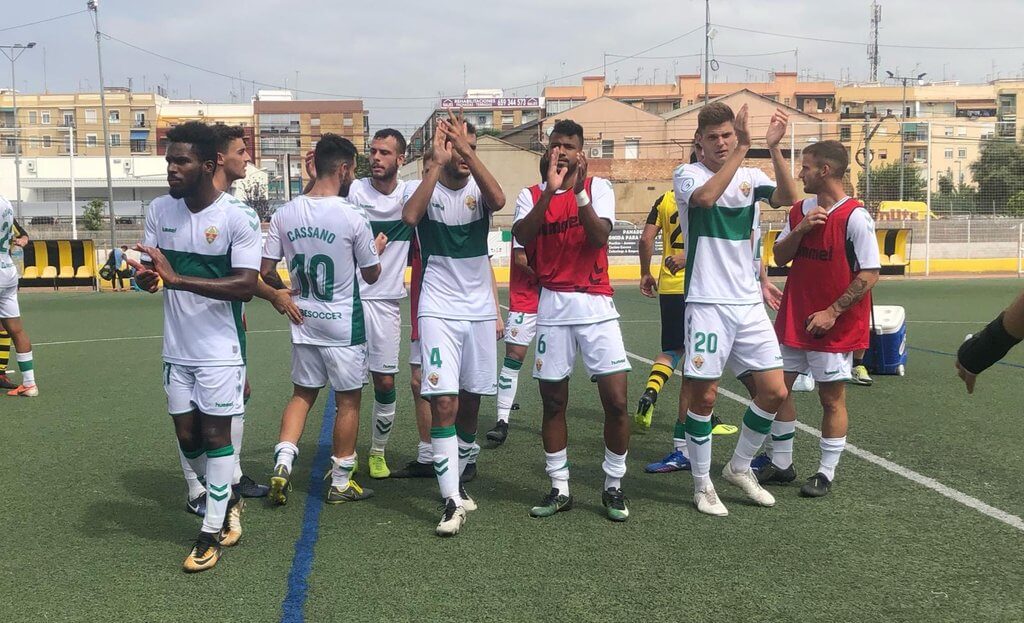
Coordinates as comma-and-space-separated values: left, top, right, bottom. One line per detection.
644, 450, 691, 473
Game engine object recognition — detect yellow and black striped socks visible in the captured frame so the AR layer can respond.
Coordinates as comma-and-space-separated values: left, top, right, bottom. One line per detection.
645, 362, 674, 397
0, 330, 11, 373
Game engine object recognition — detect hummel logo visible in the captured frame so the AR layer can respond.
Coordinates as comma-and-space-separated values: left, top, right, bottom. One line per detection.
825, 369, 840, 375
610, 358, 626, 365
161, 227, 177, 233
430, 202, 445, 211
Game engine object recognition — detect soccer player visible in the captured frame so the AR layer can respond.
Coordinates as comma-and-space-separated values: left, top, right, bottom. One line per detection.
956, 292, 1024, 393
673, 103, 797, 516
0, 216, 28, 390
402, 112, 505, 536
513, 119, 632, 523
128, 121, 259, 572
762, 141, 881, 497
486, 156, 546, 447
0, 203, 36, 397
262, 134, 384, 506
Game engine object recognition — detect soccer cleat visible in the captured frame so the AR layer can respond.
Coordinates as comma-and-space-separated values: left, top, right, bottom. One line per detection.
694, 484, 729, 516
849, 365, 873, 386
644, 450, 691, 473
326, 480, 374, 504
722, 462, 776, 507
219, 496, 243, 547
711, 414, 737, 436
0, 373, 16, 390
182, 531, 222, 573
800, 472, 833, 498
529, 488, 573, 518
792, 374, 816, 392
485, 421, 509, 445
602, 487, 630, 522
633, 387, 657, 433
458, 482, 478, 512
368, 454, 391, 479
754, 461, 797, 485
6, 384, 38, 397
185, 492, 207, 517
435, 498, 467, 537
461, 462, 478, 483
235, 474, 269, 498
391, 460, 434, 478
750, 452, 771, 472
268, 465, 292, 506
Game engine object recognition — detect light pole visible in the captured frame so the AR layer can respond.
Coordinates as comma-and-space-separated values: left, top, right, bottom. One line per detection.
0, 42, 36, 221
886, 70, 927, 201
87, 0, 117, 250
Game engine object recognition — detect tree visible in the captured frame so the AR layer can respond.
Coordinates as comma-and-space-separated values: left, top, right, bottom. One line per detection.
970, 139, 1024, 214
241, 179, 272, 222
1007, 190, 1024, 218
933, 175, 978, 215
83, 199, 105, 231
356, 153, 371, 178
856, 161, 927, 208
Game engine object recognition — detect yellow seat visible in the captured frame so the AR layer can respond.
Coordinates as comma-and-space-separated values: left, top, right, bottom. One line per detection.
59, 265, 75, 279
40, 266, 58, 279
76, 265, 94, 278
22, 266, 39, 279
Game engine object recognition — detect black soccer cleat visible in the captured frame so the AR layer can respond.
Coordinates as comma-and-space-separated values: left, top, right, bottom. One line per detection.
392, 460, 434, 479
754, 461, 797, 485
485, 421, 509, 446
235, 474, 270, 498
799, 472, 833, 498
0, 373, 16, 390
185, 492, 207, 517
461, 462, 478, 483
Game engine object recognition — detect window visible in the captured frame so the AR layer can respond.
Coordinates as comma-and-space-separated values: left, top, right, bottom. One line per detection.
109, 110, 120, 123
130, 138, 148, 152
62, 111, 74, 127
944, 149, 954, 159
958, 148, 967, 159
625, 137, 640, 160
28, 137, 40, 149
28, 111, 37, 125
784, 98, 791, 106
42, 135, 51, 148
957, 126, 967, 136
133, 110, 147, 127
501, 112, 514, 129
916, 148, 927, 160
310, 118, 321, 127
601, 139, 614, 158
86, 134, 97, 147
41, 111, 51, 125
687, 99, 694, 106
343, 117, 354, 127
944, 126, 953, 137
839, 125, 851, 142
109, 133, 121, 147
878, 149, 887, 160
85, 109, 97, 123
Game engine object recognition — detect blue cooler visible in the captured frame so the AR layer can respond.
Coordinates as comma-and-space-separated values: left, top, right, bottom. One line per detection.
863, 305, 907, 376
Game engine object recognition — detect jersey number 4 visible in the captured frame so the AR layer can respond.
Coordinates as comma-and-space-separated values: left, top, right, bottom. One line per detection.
0, 221, 11, 254
290, 253, 335, 302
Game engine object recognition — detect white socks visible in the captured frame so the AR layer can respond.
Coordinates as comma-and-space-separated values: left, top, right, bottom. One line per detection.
770, 420, 796, 470
730, 403, 777, 473
231, 414, 244, 485
685, 411, 713, 490
330, 454, 356, 488
201, 444, 235, 534
274, 441, 299, 472
602, 447, 627, 491
818, 436, 847, 481
545, 449, 570, 497
496, 357, 523, 424
370, 389, 397, 455
16, 350, 34, 386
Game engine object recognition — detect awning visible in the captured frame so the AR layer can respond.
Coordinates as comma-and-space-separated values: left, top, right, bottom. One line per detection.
130, 130, 150, 139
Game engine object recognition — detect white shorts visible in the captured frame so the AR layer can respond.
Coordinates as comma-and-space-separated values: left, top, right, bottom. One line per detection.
419, 316, 497, 396
781, 345, 853, 383
363, 299, 401, 376
532, 320, 632, 382
0, 286, 20, 319
409, 339, 422, 366
504, 311, 538, 346
164, 363, 245, 417
684, 303, 783, 380
292, 343, 367, 392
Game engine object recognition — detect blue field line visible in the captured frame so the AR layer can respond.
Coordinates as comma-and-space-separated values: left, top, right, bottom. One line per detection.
280, 392, 336, 623
909, 346, 1024, 369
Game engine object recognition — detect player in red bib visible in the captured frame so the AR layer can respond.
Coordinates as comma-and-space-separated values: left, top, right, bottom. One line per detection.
764, 140, 880, 498
512, 120, 631, 522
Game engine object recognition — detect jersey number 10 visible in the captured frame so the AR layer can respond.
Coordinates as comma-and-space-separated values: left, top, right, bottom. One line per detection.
289, 253, 335, 302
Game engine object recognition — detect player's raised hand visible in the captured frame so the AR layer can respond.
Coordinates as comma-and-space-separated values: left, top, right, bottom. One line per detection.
640, 273, 657, 298
134, 243, 180, 288
798, 206, 828, 232
545, 147, 569, 190
125, 256, 160, 293
955, 360, 978, 394
431, 119, 453, 167
766, 108, 788, 148
272, 288, 303, 325
374, 232, 388, 255
443, 109, 474, 158
735, 104, 752, 147
573, 152, 589, 193
304, 150, 316, 179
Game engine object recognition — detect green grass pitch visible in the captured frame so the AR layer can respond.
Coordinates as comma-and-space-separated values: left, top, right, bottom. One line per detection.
2, 278, 1023, 622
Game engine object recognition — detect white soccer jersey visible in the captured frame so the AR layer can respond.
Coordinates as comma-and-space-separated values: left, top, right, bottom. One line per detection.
0, 197, 18, 288
346, 177, 413, 300
143, 192, 262, 366
263, 195, 380, 347
673, 162, 776, 305
406, 177, 496, 321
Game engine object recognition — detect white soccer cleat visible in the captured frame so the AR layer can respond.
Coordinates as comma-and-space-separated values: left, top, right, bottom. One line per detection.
693, 484, 729, 516
436, 499, 467, 536
792, 374, 815, 392
459, 483, 478, 512
722, 462, 776, 507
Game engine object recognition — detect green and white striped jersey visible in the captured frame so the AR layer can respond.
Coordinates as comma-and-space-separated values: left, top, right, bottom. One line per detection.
673, 162, 775, 305
144, 192, 262, 366
263, 195, 380, 347
346, 178, 414, 301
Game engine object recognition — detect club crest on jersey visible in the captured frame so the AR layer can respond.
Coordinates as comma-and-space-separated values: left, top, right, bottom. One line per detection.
692, 355, 705, 370
427, 372, 439, 386
739, 181, 751, 197
205, 226, 219, 244
510, 328, 519, 338
465, 196, 477, 210
535, 359, 543, 372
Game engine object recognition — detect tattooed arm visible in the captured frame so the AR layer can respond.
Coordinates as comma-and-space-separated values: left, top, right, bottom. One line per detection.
805, 269, 880, 337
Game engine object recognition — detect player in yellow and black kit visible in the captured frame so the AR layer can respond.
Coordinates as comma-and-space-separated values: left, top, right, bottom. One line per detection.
636, 190, 737, 473
0, 218, 28, 390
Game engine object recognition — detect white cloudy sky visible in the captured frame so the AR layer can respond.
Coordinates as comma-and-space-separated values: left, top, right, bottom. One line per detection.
3, 0, 1022, 134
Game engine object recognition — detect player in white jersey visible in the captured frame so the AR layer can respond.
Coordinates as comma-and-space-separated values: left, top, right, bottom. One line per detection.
402, 112, 505, 536
128, 122, 260, 573
0, 196, 37, 397
261, 134, 385, 506
672, 102, 797, 516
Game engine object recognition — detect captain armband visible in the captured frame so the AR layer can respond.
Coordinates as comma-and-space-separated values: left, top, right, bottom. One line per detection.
957, 312, 1022, 374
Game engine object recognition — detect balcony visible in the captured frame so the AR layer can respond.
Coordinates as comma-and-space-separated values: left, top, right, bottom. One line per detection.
132, 120, 152, 129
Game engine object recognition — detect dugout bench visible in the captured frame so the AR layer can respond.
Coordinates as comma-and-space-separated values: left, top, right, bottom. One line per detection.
764, 227, 912, 276
18, 239, 99, 290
